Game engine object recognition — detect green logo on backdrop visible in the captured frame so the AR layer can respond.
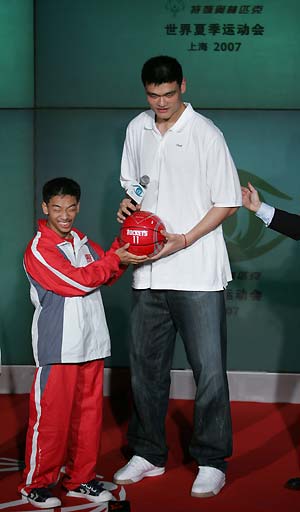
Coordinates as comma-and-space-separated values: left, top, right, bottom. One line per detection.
225, 169, 293, 262
165, 0, 186, 17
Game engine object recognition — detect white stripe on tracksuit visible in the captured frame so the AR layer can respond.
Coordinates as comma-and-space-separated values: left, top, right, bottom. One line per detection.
26, 368, 42, 487
31, 232, 96, 293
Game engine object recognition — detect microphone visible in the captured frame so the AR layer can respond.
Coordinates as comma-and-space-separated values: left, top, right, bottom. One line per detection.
126, 175, 150, 206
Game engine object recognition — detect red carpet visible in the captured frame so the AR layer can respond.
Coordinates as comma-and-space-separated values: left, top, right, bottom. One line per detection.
0, 395, 300, 511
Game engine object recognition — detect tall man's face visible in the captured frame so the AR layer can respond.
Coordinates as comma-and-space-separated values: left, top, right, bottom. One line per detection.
145, 79, 186, 124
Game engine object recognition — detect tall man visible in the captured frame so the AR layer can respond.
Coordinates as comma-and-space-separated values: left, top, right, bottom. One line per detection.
113, 55, 242, 498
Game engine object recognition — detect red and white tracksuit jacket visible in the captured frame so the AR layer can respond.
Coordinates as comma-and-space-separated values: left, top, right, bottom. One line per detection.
20, 219, 126, 494
24, 219, 125, 366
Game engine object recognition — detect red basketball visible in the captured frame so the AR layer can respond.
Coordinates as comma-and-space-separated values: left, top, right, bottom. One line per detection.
120, 211, 166, 256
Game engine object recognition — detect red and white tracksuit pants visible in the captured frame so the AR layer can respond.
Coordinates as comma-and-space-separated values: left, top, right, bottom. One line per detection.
19, 359, 104, 493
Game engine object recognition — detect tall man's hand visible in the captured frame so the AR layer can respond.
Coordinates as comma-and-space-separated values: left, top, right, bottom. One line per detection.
117, 198, 141, 223
150, 205, 238, 261
148, 231, 186, 261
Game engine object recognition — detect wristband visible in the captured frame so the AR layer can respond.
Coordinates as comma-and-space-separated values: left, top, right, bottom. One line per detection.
182, 233, 188, 248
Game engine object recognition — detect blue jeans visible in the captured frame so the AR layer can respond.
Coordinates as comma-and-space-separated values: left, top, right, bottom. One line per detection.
127, 289, 232, 473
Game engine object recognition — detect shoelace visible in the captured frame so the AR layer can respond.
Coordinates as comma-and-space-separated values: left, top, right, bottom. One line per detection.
82, 479, 105, 494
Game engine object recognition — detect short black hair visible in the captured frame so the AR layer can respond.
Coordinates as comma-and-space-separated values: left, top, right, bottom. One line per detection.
42, 177, 81, 204
141, 55, 183, 86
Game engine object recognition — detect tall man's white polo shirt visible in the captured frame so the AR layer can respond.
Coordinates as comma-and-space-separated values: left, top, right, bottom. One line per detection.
120, 103, 242, 291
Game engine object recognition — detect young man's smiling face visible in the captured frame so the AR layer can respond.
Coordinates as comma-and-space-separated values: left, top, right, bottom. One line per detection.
42, 194, 80, 239
145, 79, 186, 125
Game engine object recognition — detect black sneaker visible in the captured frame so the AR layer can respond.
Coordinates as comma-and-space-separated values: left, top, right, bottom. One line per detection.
66, 478, 113, 503
21, 487, 61, 509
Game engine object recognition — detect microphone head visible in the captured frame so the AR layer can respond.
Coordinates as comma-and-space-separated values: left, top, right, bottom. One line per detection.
140, 175, 150, 187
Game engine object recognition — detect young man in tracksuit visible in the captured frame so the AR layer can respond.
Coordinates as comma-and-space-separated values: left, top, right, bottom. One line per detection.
19, 177, 147, 509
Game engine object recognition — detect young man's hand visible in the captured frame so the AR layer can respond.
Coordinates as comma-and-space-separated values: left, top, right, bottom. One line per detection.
241, 182, 262, 213
115, 243, 148, 265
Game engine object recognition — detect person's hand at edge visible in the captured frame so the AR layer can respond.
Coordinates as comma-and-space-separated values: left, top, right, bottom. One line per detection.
241, 182, 262, 213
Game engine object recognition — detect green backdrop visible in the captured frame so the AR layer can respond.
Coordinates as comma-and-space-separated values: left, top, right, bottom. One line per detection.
35, 0, 300, 108
0, 0, 33, 107
1, 0, 300, 372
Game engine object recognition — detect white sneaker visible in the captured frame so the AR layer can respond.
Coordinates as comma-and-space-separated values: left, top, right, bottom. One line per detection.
191, 466, 225, 498
113, 455, 165, 485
